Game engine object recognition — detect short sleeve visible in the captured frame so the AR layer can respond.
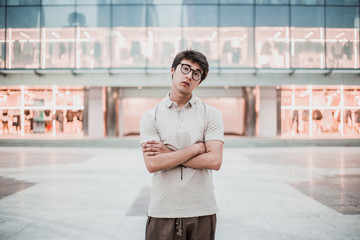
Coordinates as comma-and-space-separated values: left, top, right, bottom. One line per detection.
204, 106, 224, 143
140, 107, 161, 146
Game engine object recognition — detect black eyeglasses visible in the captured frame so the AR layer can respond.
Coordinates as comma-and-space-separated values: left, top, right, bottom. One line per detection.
179, 63, 203, 81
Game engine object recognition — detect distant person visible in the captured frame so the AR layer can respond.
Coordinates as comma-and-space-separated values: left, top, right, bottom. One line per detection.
140, 49, 224, 240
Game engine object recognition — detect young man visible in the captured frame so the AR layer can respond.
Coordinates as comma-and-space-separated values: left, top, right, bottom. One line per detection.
140, 49, 224, 240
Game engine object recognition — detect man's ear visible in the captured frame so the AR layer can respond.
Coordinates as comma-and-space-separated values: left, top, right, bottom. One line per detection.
171, 67, 175, 78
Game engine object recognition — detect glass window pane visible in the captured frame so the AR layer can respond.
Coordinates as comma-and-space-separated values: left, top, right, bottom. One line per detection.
147, 5, 181, 27
7, 0, 41, 5
184, 0, 217, 3
256, 6, 289, 68
220, 6, 254, 68
43, 6, 76, 68
148, 0, 182, 3
113, 6, 146, 27
220, 5, 253, 27
147, 6, 182, 68
256, 0, 289, 4
256, 6, 289, 27
220, 0, 253, 3
0, 7, 4, 68
77, 0, 110, 4
42, 0, 75, 4
112, 28, 146, 68
0, 88, 21, 107
291, 6, 325, 68
326, 0, 359, 5
112, 6, 146, 68
290, 0, 324, 4
326, 6, 359, 28
113, 0, 145, 4
6, 7, 40, 69
184, 5, 217, 27
0, 0, 5, 5
76, 6, 110, 68
183, 6, 218, 68
326, 7, 359, 68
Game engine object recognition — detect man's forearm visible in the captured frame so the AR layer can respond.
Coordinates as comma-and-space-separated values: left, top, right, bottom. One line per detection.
182, 151, 221, 170
144, 143, 204, 173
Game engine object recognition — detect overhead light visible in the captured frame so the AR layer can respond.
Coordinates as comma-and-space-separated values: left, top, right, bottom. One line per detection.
20, 32, 30, 39
51, 31, 60, 39
304, 32, 313, 39
335, 32, 345, 39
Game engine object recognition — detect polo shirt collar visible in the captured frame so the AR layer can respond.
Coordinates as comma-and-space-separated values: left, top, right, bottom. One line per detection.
165, 93, 196, 108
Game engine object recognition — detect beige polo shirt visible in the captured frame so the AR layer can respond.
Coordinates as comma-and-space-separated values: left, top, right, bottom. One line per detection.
140, 93, 224, 218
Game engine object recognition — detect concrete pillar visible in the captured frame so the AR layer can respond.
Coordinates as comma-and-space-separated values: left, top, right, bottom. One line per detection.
258, 87, 277, 137
105, 87, 119, 137
88, 87, 104, 137
243, 86, 257, 136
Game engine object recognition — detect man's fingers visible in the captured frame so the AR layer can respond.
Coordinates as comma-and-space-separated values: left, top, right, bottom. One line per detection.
145, 152, 158, 156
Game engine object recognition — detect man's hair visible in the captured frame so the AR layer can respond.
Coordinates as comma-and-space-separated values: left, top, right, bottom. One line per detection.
171, 49, 209, 83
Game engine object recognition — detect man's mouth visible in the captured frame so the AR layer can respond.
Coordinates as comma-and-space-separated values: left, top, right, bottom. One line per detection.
182, 81, 190, 86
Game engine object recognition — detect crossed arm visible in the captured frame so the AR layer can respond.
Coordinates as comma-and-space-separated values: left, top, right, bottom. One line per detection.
141, 140, 223, 173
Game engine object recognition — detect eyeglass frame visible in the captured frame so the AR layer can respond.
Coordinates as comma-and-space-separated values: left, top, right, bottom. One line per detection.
179, 63, 203, 81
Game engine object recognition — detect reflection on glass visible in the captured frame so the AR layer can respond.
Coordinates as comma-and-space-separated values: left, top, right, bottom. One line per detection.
112, 27, 146, 68
256, 27, 290, 68
326, 0, 359, 5
6, 6, 41, 68
6, 28, 40, 68
78, 28, 109, 68
113, 0, 145, 3
43, 28, 75, 68
220, 27, 254, 68
291, 27, 324, 68
0, 28, 4, 69
146, 5, 181, 68
220, 0, 253, 3
183, 28, 219, 68
147, 28, 181, 68
43, 6, 76, 68
42, 0, 75, 4
76, 6, 110, 68
256, 0, 289, 4
7, 0, 41, 5
326, 28, 359, 68
290, 0, 324, 4
77, 0, 110, 4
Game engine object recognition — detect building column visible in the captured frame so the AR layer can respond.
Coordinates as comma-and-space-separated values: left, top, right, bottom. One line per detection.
88, 87, 104, 137
258, 87, 277, 137
243, 87, 257, 136
105, 87, 119, 137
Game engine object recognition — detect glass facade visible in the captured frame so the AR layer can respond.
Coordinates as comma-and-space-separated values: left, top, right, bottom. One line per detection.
0, 1, 359, 140
0, 2, 358, 70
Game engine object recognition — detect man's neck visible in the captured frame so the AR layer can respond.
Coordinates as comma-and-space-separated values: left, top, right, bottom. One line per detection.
169, 89, 192, 109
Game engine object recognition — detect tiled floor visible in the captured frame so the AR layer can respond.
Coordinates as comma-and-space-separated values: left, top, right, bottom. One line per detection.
0, 147, 359, 240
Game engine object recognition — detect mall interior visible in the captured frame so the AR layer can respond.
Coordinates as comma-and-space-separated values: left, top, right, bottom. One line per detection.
0, 0, 359, 139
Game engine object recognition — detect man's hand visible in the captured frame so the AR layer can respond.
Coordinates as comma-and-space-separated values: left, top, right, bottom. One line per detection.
142, 140, 173, 156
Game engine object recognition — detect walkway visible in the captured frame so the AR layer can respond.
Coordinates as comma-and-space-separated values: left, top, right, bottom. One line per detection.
0, 147, 359, 239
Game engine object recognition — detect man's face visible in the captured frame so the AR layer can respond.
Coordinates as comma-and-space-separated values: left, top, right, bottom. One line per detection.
171, 59, 203, 95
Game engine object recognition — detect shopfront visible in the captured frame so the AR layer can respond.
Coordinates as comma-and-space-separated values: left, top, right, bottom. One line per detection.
281, 85, 360, 137
0, 86, 84, 136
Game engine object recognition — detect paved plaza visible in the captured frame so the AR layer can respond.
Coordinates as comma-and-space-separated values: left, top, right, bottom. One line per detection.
0, 146, 359, 240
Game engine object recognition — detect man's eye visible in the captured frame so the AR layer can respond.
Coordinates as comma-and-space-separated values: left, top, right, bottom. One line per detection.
194, 72, 200, 77
183, 66, 190, 71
